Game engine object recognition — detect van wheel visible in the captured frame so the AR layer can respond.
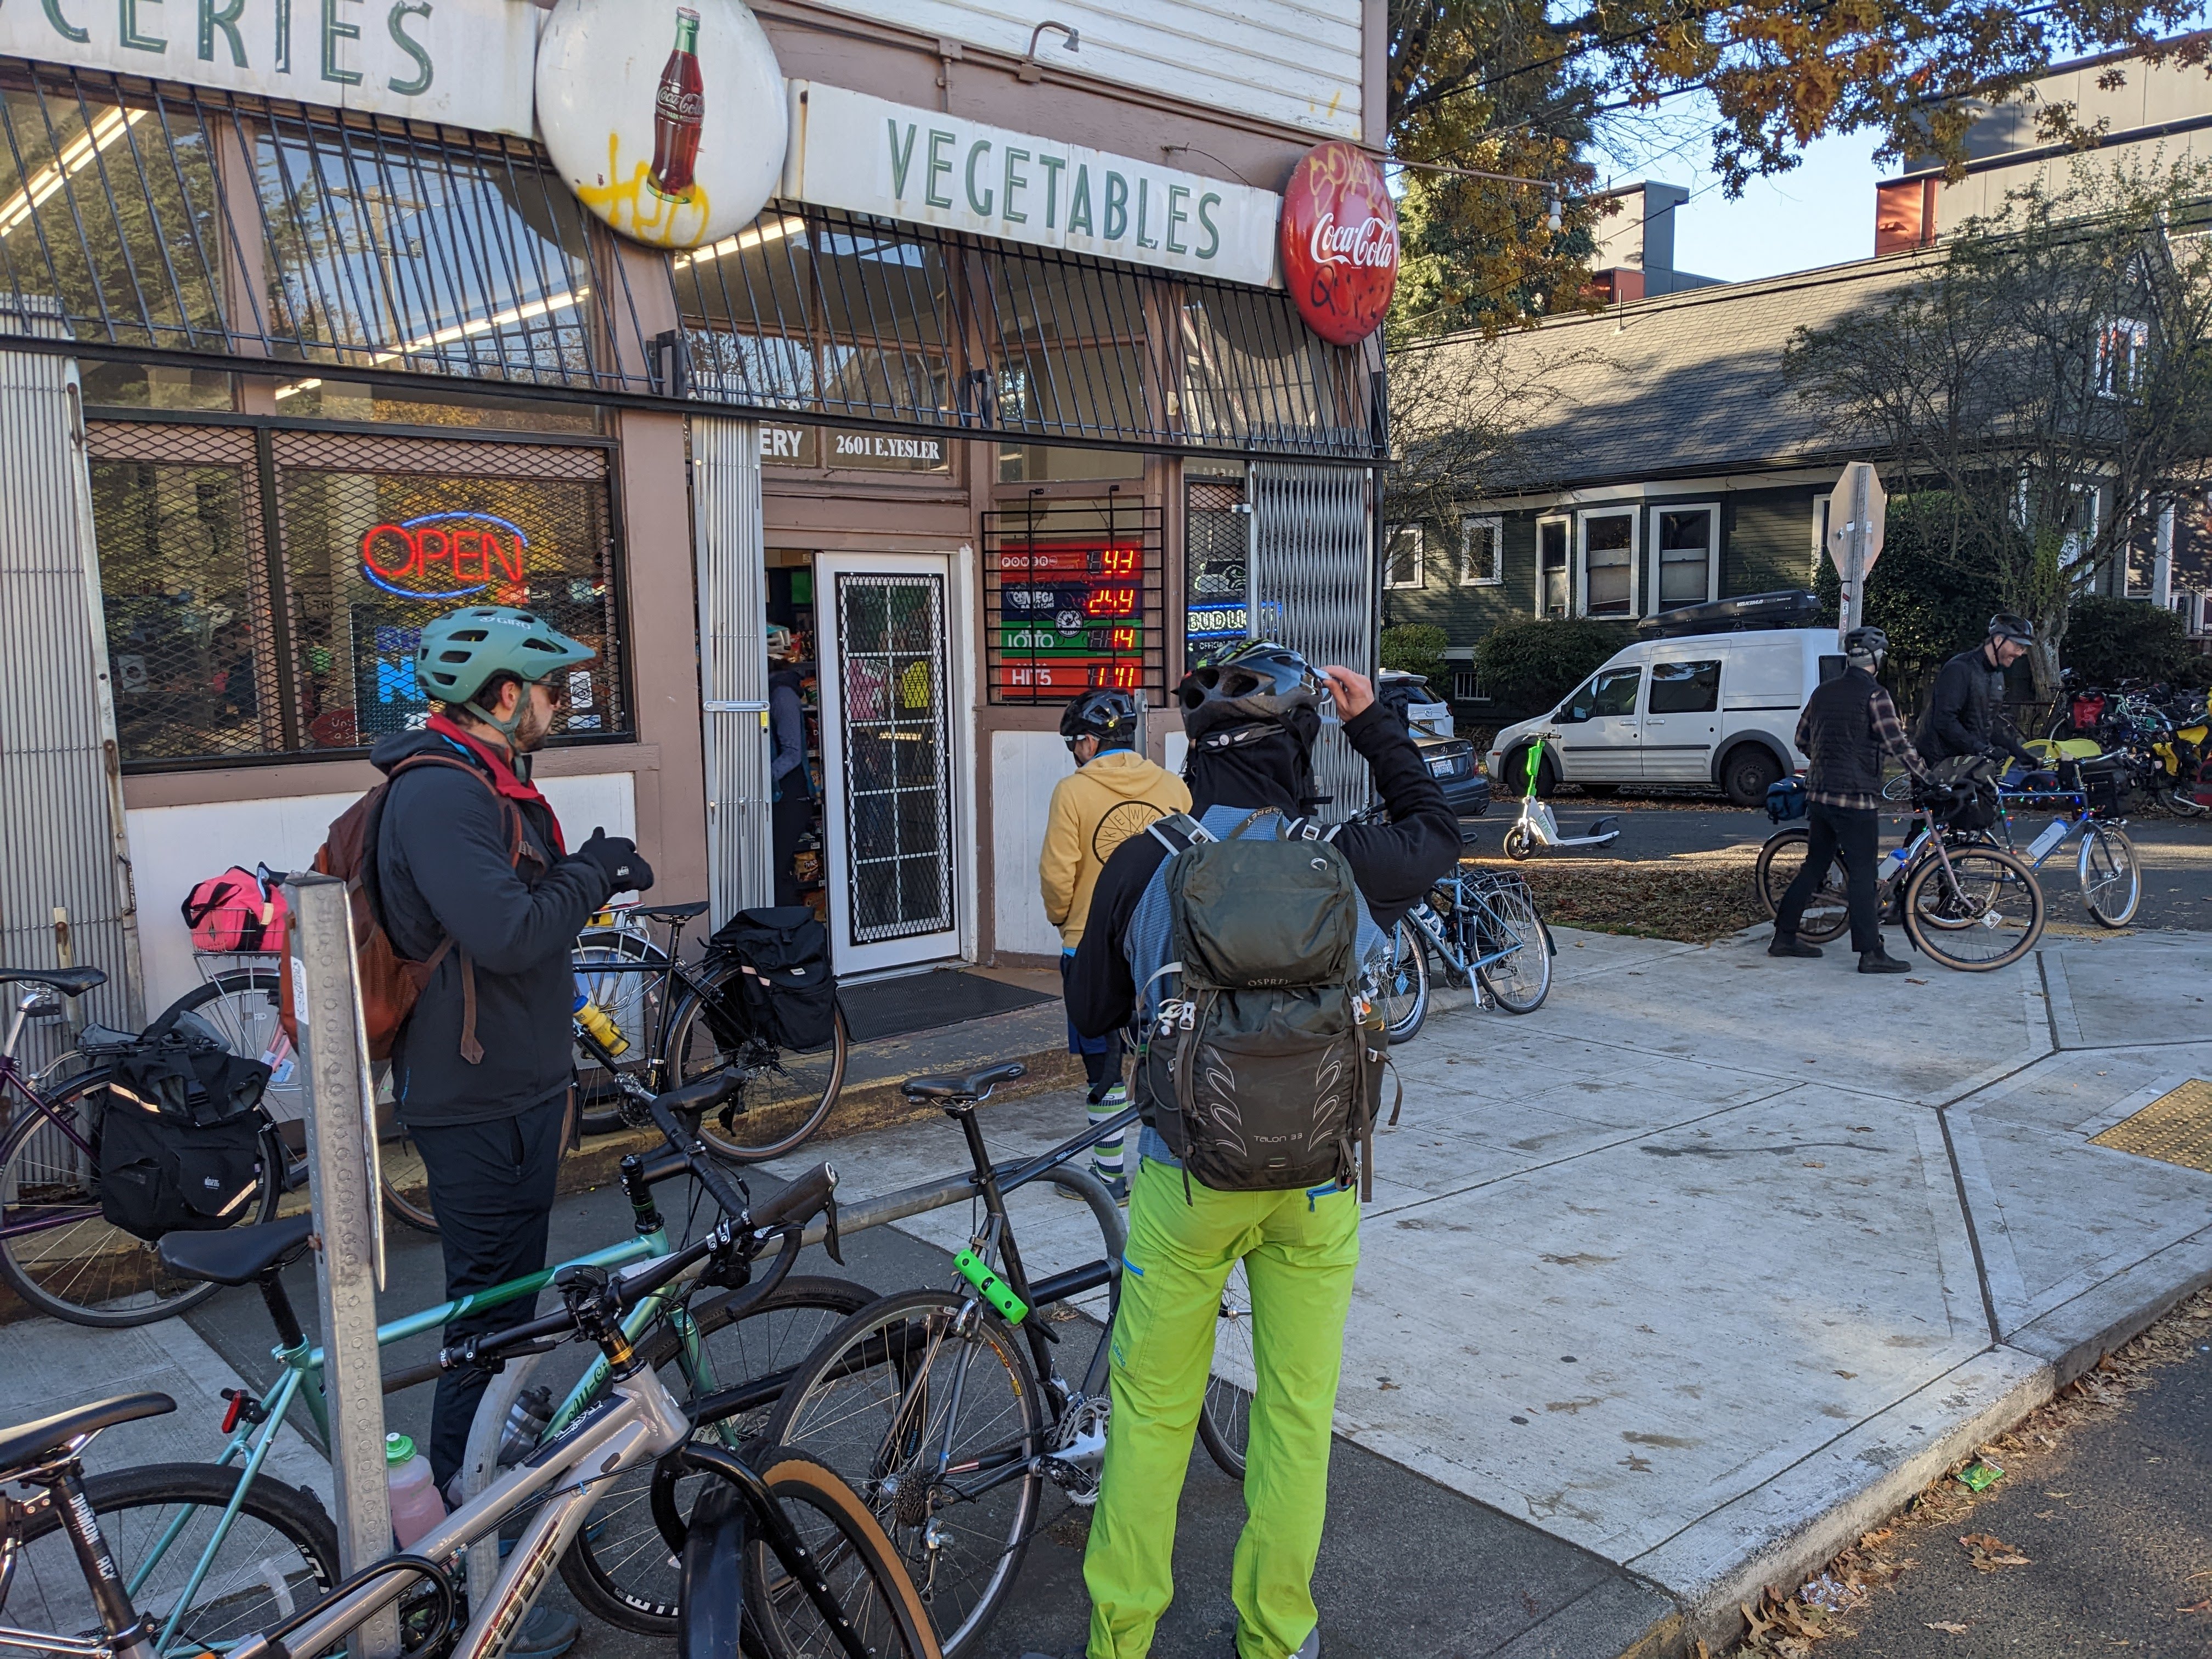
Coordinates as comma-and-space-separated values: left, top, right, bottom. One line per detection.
1504, 747, 1559, 798
1720, 746, 1783, 809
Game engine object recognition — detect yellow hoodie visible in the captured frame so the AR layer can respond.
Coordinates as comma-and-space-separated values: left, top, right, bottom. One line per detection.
1039, 749, 1192, 950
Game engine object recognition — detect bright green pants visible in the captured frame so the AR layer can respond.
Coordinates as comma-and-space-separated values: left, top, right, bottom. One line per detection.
1083, 1156, 1361, 1659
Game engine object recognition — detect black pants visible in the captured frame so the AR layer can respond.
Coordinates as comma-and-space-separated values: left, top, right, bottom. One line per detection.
1777, 802, 1882, 954
772, 793, 813, 907
410, 1089, 568, 1489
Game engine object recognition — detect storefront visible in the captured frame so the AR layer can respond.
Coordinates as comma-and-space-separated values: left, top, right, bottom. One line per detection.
0, 0, 1389, 1015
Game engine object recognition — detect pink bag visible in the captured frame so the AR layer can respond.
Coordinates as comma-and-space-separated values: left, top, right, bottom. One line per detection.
181, 866, 288, 953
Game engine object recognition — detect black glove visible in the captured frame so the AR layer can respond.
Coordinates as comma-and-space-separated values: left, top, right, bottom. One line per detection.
571, 827, 654, 895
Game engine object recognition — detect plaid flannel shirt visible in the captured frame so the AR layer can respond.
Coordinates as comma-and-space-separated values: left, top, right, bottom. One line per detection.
1798, 684, 1927, 811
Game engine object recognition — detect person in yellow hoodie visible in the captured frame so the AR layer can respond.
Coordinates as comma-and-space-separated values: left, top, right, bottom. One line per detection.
1040, 689, 1190, 1200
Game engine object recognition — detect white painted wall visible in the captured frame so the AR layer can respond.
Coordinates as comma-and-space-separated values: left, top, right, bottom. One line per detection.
816, 0, 1364, 141
991, 731, 1077, 959
127, 774, 635, 1017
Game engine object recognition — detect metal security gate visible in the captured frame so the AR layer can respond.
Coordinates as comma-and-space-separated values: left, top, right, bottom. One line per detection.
0, 323, 142, 1058
690, 416, 771, 926
815, 556, 959, 975
1249, 462, 1378, 819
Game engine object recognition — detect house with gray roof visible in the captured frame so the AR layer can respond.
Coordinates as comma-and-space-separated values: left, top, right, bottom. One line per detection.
1381, 252, 1929, 684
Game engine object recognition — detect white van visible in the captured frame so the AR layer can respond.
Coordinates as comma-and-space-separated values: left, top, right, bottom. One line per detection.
1486, 628, 1843, 808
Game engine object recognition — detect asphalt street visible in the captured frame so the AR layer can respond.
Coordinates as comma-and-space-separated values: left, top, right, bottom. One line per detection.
1818, 1319, 2212, 1656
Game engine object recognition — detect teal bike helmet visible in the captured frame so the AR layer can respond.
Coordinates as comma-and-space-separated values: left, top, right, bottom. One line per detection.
415, 605, 595, 738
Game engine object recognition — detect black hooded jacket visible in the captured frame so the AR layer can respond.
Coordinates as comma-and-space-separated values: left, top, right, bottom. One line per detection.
1064, 704, 1462, 1039
369, 728, 612, 1126
1917, 645, 2038, 767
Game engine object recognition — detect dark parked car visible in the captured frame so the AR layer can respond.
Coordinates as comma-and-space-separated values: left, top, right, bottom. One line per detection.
1414, 732, 1489, 826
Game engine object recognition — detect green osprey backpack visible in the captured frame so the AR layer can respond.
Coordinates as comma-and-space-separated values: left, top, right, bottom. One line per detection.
1132, 808, 1391, 1200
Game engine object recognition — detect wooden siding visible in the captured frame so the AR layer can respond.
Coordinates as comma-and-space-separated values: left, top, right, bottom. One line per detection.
812, 0, 1365, 140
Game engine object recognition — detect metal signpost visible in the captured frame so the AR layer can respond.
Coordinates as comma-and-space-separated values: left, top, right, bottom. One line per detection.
1826, 461, 1888, 645
285, 873, 400, 1659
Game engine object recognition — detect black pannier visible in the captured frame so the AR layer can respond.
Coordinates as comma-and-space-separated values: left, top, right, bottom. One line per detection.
707, 906, 840, 1052
95, 1014, 271, 1242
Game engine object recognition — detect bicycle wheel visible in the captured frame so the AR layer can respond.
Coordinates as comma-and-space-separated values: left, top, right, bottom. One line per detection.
760, 1287, 1048, 1659
559, 1276, 881, 1635
0, 1071, 283, 1327
742, 1450, 944, 1659
1472, 879, 1553, 1015
1196, 1260, 1252, 1479
3, 1463, 338, 1658
665, 967, 848, 1162
573, 928, 669, 1135
2078, 824, 2141, 928
1902, 847, 2045, 971
377, 1122, 439, 1234
1374, 918, 1429, 1045
1754, 828, 1849, 944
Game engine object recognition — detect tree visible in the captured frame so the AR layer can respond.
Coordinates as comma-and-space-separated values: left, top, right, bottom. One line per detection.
1781, 163, 2212, 696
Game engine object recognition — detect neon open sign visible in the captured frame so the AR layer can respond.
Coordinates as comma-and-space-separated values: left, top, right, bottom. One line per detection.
360, 512, 530, 600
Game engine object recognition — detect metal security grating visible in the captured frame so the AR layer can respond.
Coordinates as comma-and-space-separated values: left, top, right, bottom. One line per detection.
87, 418, 627, 765
982, 499, 1164, 706
2091, 1080, 2212, 1173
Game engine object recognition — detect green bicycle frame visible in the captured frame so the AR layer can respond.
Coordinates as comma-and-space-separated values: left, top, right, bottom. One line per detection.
135, 1180, 739, 1655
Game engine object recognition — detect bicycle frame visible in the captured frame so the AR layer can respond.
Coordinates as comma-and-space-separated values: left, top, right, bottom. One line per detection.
1402, 870, 1529, 983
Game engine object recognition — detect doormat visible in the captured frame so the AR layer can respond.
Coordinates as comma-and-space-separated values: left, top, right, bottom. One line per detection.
840, 970, 1057, 1045
2091, 1080, 2212, 1173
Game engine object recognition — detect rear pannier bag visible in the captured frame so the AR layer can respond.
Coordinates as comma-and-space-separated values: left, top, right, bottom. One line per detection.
707, 906, 840, 1052
182, 866, 290, 953
95, 1016, 272, 1242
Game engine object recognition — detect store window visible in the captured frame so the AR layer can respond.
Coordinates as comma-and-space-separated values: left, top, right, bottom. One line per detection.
268, 378, 600, 433
89, 423, 629, 766
1579, 509, 1637, 616
1186, 465, 1249, 672
80, 363, 236, 411
1652, 505, 1717, 611
983, 493, 1164, 704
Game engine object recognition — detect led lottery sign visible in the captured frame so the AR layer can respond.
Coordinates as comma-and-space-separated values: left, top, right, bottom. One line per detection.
360, 511, 529, 600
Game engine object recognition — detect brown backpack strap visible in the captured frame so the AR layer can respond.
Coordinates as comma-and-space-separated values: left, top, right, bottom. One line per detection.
387, 752, 528, 1067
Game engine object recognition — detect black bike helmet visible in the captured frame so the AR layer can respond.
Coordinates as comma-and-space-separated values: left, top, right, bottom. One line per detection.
1843, 625, 1888, 667
1058, 689, 1140, 752
1176, 639, 1323, 748
1989, 613, 2036, 645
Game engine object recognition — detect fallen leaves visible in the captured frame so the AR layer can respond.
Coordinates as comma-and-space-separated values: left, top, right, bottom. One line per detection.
1960, 1532, 2033, 1570
1469, 855, 1766, 944
1926, 1621, 1972, 1633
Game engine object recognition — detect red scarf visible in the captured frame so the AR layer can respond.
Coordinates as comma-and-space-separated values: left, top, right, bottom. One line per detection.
425, 713, 567, 855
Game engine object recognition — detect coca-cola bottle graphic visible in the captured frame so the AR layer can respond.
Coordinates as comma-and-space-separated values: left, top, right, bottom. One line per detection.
648, 8, 703, 204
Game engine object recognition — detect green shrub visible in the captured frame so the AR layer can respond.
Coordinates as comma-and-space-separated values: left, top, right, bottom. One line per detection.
1472, 617, 1632, 718
1811, 492, 2009, 678
1379, 623, 1451, 688
2063, 595, 2197, 687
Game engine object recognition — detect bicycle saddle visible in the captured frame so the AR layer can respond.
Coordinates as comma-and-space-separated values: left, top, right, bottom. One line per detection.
159, 1213, 313, 1286
626, 901, 708, 922
0, 967, 106, 997
901, 1062, 1026, 1103
0, 1392, 173, 1474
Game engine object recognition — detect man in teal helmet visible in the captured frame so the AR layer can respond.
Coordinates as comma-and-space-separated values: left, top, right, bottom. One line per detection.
374, 606, 653, 1659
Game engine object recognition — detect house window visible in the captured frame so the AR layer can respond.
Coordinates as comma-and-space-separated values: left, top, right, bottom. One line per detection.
1652, 505, 1718, 612
2096, 318, 2149, 399
1460, 516, 1503, 586
1537, 516, 1570, 617
1578, 509, 1638, 617
1385, 524, 1426, 590
1812, 494, 1832, 584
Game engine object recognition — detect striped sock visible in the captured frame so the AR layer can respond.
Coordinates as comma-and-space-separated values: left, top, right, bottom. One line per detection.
1089, 1086, 1127, 1178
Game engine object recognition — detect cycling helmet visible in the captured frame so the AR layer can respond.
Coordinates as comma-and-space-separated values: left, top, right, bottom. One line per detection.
1176, 639, 1323, 748
1988, 613, 2036, 645
415, 605, 595, 736
1058, 689, 1140, 753
1843, 625, 1888, 668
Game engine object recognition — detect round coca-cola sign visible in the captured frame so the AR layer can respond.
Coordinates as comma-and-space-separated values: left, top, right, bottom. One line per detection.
1279, 142, 1398, 345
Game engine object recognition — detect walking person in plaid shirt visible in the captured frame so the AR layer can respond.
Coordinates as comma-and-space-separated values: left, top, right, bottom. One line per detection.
1771, 627, 1931, 974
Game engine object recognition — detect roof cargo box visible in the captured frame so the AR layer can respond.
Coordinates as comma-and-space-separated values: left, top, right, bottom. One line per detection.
1636, 590, 1821, 639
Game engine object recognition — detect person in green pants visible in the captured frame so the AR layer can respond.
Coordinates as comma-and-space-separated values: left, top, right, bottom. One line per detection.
1058, 643, 1460, 1658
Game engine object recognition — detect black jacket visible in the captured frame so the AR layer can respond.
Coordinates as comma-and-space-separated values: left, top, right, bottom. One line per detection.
1798, 667, 1889, 803
1917, 646, 2037, 766
371, 729, 612, 1126
1065, 704, 1462, 1039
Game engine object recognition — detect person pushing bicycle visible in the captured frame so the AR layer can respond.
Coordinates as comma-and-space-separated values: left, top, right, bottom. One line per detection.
1771, 625, 1928, 974
375, 605, 653, 1659
1058, 641, 1458, 1659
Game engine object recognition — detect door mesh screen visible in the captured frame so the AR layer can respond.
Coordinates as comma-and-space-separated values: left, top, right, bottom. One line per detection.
834, 572, 955, 946
1250, 462, 1376, 818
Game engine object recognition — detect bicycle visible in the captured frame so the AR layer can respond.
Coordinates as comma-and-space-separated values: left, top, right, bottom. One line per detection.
95, 1065, 874, 1646
0, 969, 286, 1327
751, 1063, 1245, 1658
566, 902, 850, 1160
1986, 770, 2141, 927
1753, 782, 2046, 970
0, 1121, 938, 1659
1370, 863, 1555, 1043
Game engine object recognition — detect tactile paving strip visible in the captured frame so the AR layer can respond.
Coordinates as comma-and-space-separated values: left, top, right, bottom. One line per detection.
2092, 1080, 2212, 1173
